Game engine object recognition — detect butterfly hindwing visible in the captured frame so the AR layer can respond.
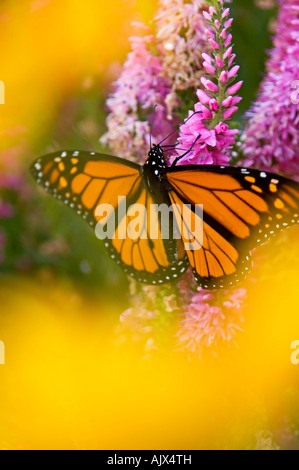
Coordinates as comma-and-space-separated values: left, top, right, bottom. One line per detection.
166, 165, 299, 288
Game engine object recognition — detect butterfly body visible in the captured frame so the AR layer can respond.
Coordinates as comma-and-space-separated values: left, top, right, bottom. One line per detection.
31, 146, 299, 289
141, 144, 169, 195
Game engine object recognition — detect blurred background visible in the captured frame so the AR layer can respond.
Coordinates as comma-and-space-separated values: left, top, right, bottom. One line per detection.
1, 0, 299, 450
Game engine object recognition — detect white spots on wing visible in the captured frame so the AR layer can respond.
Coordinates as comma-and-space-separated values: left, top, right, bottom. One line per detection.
34, 162, 42, 170
260, 172, 267, 178
61, 152, 67, 158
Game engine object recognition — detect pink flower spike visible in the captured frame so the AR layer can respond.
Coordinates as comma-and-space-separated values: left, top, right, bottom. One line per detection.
219, 71, 228, 83
222, 96, 233, 108
223, 46, 233, 60
209, 38, 220, 50
193, 103, 212, 119
214, 122, 229, 134
225, 18, 234, 29
214, 20, 221, 29
209, 99, 219, 111
215, 56, 224, 68
223, 106, 238, 120
231, 96, 243, 105
224, 34, 232, 48
194, 102, 204, 113
201, 106, 213, 119
209, 6, 217, 16
202, 53, 213, 64
201, 77, 219, 92
205, 29, 215, 39
203, 11, 212, 21
229, 54, 236, 67
220, 29, 227, 39
196, 89, 211, 104
222, 8, 230, 19
227, 81, 243, 95
228, 65, 240, 78
203, 61, 216, 75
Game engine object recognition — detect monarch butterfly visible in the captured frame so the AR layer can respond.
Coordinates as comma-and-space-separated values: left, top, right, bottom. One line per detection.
31, 141, 299, 290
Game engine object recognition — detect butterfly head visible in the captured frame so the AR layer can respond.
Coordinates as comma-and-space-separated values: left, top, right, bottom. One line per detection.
145, 144, 167, 172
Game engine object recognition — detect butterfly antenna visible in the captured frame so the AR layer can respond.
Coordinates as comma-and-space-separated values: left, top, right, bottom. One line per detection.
159, 111, 202, 147
171, 133, 203, 167
150, 105, 158, 149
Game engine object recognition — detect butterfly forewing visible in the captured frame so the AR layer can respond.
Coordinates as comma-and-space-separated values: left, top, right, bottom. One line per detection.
31, 150, 188, 285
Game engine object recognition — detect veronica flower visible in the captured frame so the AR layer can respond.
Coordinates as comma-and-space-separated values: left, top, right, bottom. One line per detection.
177, 280, 246, 357
241, 0, 299, 177
100, 27, 172, 163
155, 0, 206, 117
171, 0, 242, 166
171, 0, 247, 355
103, 0, 247, 357
101, 0, 208, 163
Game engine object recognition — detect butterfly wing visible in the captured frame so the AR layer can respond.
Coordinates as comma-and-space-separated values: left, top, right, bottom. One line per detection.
107, 187, 189, 284
166, 165, 299, 289
31, 150, 188, 284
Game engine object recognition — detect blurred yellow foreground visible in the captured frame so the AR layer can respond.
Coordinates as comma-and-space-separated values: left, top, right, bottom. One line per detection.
0, 230, 299, 450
